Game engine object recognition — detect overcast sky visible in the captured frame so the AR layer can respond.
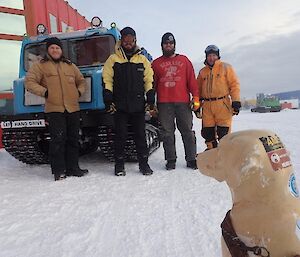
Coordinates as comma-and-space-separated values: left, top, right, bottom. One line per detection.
68, 0, 300, 98
1, 0, 299, 98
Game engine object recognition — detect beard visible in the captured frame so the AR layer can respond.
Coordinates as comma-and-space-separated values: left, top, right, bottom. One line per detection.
47, 54, 62, 63
123, 44, 136, 54
51, 57, 62, 63
162, 48, 175, 57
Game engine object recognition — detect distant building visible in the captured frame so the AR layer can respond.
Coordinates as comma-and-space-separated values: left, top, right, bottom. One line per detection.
0, 0, 89, 91
273, 90, 300, 101
279, 99, 299, 109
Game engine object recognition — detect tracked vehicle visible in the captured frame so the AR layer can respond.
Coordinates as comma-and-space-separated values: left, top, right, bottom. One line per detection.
251, 93, 281, 113
0, 18, 160, 164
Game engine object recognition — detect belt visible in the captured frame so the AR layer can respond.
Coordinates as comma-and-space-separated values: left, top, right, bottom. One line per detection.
201, 95, 226, 101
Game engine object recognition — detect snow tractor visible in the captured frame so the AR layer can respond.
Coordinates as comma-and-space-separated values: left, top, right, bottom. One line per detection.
0, 18, 160, 164
251, 93, 281, 113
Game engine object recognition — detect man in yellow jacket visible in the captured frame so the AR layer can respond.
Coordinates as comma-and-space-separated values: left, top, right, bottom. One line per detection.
102, 27, 155, 176
25, 37, 88, 180
197, 45, 241, 150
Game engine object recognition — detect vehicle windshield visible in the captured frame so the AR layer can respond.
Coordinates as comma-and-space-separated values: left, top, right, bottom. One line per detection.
68, 36, 115, 66
24, 43, 47, 71
24, 35, 115, 71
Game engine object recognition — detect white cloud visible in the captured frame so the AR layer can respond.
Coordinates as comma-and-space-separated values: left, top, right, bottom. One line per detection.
223, 30, 300, 98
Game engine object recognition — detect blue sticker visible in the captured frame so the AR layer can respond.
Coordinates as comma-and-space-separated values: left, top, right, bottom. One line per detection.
289, 173, 299, 198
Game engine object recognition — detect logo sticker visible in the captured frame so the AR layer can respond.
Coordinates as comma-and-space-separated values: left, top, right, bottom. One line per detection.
289, 173, 299, 198
1, 119, 45, 129
259, 135, 292, 171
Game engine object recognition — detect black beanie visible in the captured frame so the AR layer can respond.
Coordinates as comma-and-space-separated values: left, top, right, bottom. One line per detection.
120, 27, 136, 38
161, 32, 176, 46
44, 37, 62, 49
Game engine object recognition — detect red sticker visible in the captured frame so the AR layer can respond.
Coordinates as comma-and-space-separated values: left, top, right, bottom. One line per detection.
267, 148, 291, 171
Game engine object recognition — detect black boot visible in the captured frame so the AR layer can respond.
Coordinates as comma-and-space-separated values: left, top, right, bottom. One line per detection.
115, 158, 126, 176
166, 160, 176, 170
205, 140, 218, 151
186, 160, 197, 170
54, 172, 66, 181
139, 157, 153, 175
66, 167, 88, 177
139, 163, 153, 175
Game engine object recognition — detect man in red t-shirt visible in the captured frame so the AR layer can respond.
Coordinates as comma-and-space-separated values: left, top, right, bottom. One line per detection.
152, 32, 200, 170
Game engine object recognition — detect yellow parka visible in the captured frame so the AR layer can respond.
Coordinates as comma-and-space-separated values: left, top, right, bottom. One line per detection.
103, 41, 153, 93
25, 58, 86, 113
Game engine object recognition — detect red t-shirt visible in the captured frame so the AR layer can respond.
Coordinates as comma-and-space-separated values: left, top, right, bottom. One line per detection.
152, 54, 199, 103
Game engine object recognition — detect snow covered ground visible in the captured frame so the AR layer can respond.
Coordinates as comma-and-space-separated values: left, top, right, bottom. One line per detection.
0, 109, 299, 257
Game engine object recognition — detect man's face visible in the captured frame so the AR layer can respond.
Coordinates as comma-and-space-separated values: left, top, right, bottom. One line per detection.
206, 53, 219, 66
162, 41, 175, 57
121, 34, 136, 51
47, 44, 62, 60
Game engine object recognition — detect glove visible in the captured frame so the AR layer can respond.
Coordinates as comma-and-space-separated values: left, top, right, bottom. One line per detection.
103, 89, 116, 114
145, 104, 158, 118
103, 89, 113, 105
146, 89, 155, 109
107, 103, 116, 114
191, 96, 200, 111
193, 108, 202, 119
232, 101, 241, 115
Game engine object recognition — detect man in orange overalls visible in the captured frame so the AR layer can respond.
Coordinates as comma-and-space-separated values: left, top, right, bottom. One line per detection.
197, 45, 241, 150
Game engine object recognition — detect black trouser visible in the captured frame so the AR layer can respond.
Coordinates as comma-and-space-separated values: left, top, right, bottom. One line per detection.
47, 111, 80, 175
114, 111, 148, 163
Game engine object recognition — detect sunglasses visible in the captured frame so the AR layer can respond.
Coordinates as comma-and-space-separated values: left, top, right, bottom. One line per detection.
163, 41, 174, 45
121, 39, 136, 45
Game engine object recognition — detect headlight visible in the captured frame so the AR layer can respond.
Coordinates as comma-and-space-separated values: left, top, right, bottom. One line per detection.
36, 24, 47, 35
91, 16, 102, 27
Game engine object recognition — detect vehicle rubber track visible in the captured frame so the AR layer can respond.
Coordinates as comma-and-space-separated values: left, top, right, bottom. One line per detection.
2, 129, 49, 164
2, 125, 160, 164
98, 124, 160, 162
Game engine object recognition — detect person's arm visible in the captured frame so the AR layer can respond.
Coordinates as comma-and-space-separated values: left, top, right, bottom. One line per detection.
25, 63, 47, 97
102, 55, 115, 92
196, 69, 204, 101
226, 64, 241, 115
226, 65, 240, 101
73, 64, 87, 96
142, 57, 154, 93
186, 57, 199, 98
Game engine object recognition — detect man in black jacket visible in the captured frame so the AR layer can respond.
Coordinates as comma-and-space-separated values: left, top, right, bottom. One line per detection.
102, 27, 155, 176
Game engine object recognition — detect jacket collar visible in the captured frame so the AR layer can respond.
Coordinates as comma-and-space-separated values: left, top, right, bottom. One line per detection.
205, 59, 221, 69
115, 40, 141, 60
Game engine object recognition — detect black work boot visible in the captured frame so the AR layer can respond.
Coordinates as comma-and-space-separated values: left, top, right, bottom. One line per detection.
186, 160, 197, 170
66, 167, 88, 177
139, 157, 153, 175
115, 158, 126, 176
139, 163, 153, 176
54, 172, 66, 181
165, 160, 176, 170
205, 140, 218, 151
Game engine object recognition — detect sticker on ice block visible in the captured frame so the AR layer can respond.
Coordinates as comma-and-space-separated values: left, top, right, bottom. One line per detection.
259, 135, 291, 171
